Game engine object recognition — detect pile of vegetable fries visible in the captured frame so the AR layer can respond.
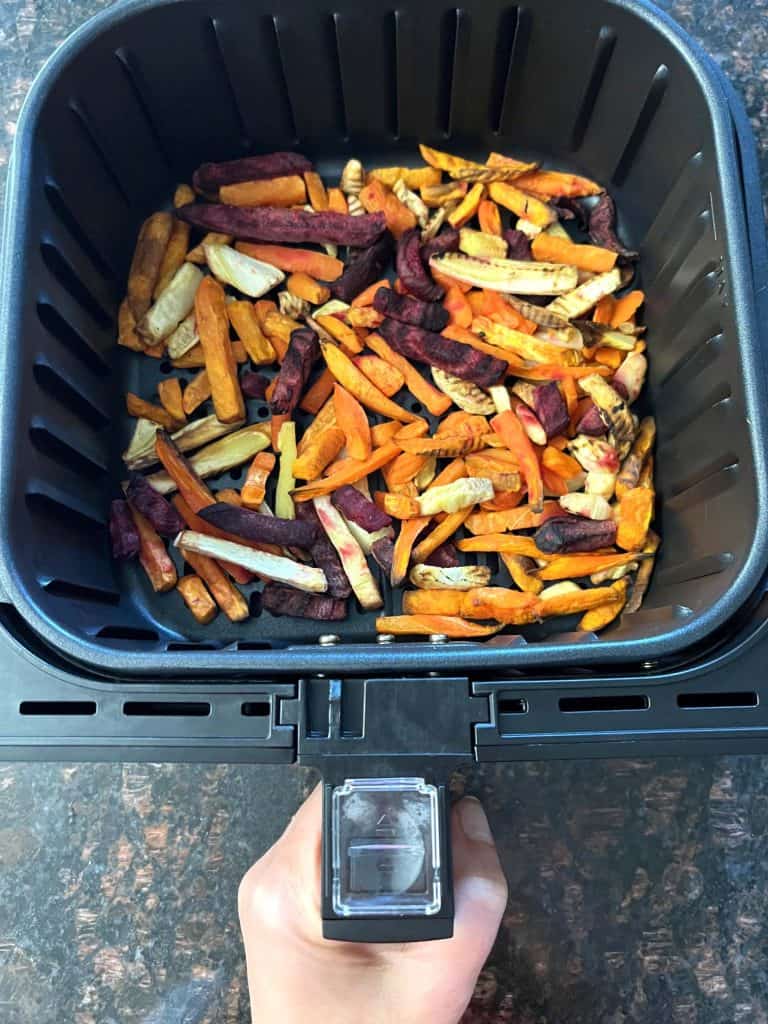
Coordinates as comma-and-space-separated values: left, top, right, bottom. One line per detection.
110, 144, 658, 639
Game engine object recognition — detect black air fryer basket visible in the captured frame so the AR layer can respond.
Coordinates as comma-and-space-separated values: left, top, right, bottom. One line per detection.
1, 0, 768, 941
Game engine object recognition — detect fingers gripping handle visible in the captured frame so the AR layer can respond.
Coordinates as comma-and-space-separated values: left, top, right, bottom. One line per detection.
321, 777, 454, 942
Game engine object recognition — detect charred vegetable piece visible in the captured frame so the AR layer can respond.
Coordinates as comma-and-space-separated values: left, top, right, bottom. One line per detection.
240, 371, 270, 400
126, 474, 184, 538
423, 542, 460, 568
110, 499, 140, 560
529, 382, 569, 439
330, 234, 393, 304
576, 403, 608, 436
295, 502, 352, 599
193, 152, 313, 193
579, 373, 635, 456
332, 485, 392, 532
503, 229, 532, 261
421, 226, 461, 265
397, 228, 444, 302
371, 536, 395, 574
431, 369, 495, 415
198, 503, 318, 548
270, 328, 321, 416
373, 287, 450, 332
534, 515, 618, 554
431, 253, 577, 294
409, 564, 491, 590
379, 319, 507, 388
261, 582, 347, 621
177, 204, 387, 247
588, 194, 638, 260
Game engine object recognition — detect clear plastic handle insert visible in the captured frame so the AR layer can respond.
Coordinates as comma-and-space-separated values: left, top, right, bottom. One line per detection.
330, 778, 442, 917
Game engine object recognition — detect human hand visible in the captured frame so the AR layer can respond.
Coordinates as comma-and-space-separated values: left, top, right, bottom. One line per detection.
239, 785, 507, 1024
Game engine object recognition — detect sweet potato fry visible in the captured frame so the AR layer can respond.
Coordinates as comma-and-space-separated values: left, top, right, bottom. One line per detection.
531, 233, 617, 273
321, 340, 419, 423
579, 580, 628, 631
443, 285, 473, 328
368, 166, 442, 190
465, 499, 560, 536
261, 311, 300, 361
315, 314, 363, 354
227, 301, 276, 365
458, 587, 540, 624
220, 175, 307, 207
536, 552, 641, 581
180, 548, 250, 621
447, 183, 484, 228
478, 199, 503, 236
346, 307, 384, 330
375, 615, 500, 638
616, 485, 654, 551
117, 298, 145, 352
480, 489, 525, 512
500, 553, 543, 595
292, 441, 401, 502
402, 590, 463, 615
195, 276, 245, 425
157, 378, 186, 427
128, 503, 178, 593
304, 171, 329, 211
171, 340, 247, 369
236, 243, 344, 281
352, 279, 390, 308
537, 580, 625, 619
241, 451, 276, 508
375, 491, 421, 519
127, 212, 173, 321
154, 430, 215, 512
327, 187, 348, 214
287, 272, 330, 306
299, 370, 335, 414
610, 290, 644, 328
293, 426, 346, 480
391, 514, 431, 587
359, 179, 416, 238
297, 397, 337, 454
509, 169, 603, 198
352, 355, 402, 397
491, 410, 544, 513
176, 574, 217, 624
333, 384, 372, 461
217, 489, 243, 506
366, 334, 452, 416
457, 534, 544, 558
179, 371, 210, 417
126, 393, 181, 432
410, 507, 470, 564
421, 181, 468, 207
488, 182, 556, 227
383, 452, 429, 490
154, 184, 195, 298
464, 452, 521, 492
542, 446, 583, 480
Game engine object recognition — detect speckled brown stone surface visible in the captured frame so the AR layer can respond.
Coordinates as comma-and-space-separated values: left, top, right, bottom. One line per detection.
0, 2, 767, 1022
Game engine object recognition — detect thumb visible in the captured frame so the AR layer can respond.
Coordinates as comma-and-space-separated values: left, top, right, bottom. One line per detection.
449, 796, 508, 978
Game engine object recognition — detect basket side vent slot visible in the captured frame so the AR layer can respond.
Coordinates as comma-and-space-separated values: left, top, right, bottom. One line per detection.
612, 65, 669, 185
33, 362, 110, 431
570, 26, 616, 150
497, 6, 532, 137
242, 701, 271, 717
40, 242, 114, 330
68, 100, 131, 206
44, 182, 118, 281
559, 694, 649, 713
29, 422, 107, 479
36, 301, 110, 376
678, 692, 758, 709
42, 578, 120, 606
113, 47, 175, 173
20, 701, 97, 716
123, 701, 211, 717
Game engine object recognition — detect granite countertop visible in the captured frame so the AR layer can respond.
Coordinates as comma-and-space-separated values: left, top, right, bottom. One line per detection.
1, 1, 767, 1022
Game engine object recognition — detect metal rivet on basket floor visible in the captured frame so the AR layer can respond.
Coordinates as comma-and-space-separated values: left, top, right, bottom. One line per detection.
429, 634, 449, 644
376, 634, 395, 644
318, 634, 340, 646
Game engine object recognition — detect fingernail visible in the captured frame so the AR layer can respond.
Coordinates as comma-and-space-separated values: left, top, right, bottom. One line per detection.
458, 796, 494, 845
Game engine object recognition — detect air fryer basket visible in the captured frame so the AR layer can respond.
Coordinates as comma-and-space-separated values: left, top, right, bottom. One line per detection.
1, 0, 766, 678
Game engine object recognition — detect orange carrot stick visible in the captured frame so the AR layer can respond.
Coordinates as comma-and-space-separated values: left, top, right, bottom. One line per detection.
236, 244, 344, 282
359, 179, 416, 238
220, 175, 307, 207
375, 615, 500, 638
491, 410, 544, 513
610, 290, 645, 327
443, 284, 473, 328
291, 442, 401, 502
391, 516, 431, 586
333, 384, 372, 460
592, 295, 616, 325
300, 369, 335, 414
478, 199, 503, 236
531, 234, 617, 273
321, 340, 420, 423
366, 334, 452, 416
351, 278, 391, 308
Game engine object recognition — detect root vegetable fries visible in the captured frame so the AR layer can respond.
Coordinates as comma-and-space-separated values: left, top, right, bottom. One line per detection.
166, 312, 199, 360
384, 452, 428, 489
488, 182, 556, 227
465, 500, 560, 535
507, 169, 603, 197
536, 552, 641, 581
580, 581, 628, 631
181, 371, 210, 416
227, 301, 276, 365
593, 296, 616, 324
359, 179, 416, 238
474, 317, 582, 366
409, 564, 492, 590
366, 334, 452, 416
154, 430, 215, 511
315, 314, 362, 354
149, 424, 268, 496
411, 508, 471, 564
180, 548, 250, 621
547, 268, 622, 320
293, 426, 346, 480
538, 580, 626, 619
448, 183, 484, 228
368, 166, 442, 189
347, 307, 384, 329
176, 575, 217, 624
626, 530, 659, 613
481, 489, 525, 512
531, 234, 618, 273
220, 175, 307, 207
178, 530, 327, 593
275, 421, 298, 519
377, 492, 421, 519
391, 515, 430, 586
458, 587, 540, 624
333, 385, 372, 461
542, 469, 569, 496
542, 446, 583, 480
126, 393, 181, 431
478, 199, 503, 236
418, 477, 493, 516
368, 421, 398, 448
262, 311, 300, 360
171, 495, 255, 585
127, 212, 174, 321
327, 188, 348, 214
235, 243, 344, 281
375, 615, 501, 638
313, 497, 383, 610
616, 485, 654, 551
138, 262, 204, 344
217, 489, 243, 506
293, 441, 401, 501
440, 324, 519, 367
195, 276, 246, 424
354, 355, 404, 397
287, 272, 330, 305
352, 279, 390, 308
241, 452, 276, 508
155, 184, 195, 298
457, 534, 545, 558
128, 504, 177, 592
491, 410, 544, 513
117, 299, 145, 352
304, 171, 329, 211
320, 339, 420, 423
610, 290, 644, 327
187, 231, 233, 264
300, 370, 335, 413
443, 285, 473, 328
501, 553, 544, 595
297, 397, 337, 454
157, 378, 186, 426
403, 590, 463, 615
171, 339, 246, 369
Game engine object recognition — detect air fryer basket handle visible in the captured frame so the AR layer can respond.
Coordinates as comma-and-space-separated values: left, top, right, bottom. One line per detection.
320, 777, 454, 942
